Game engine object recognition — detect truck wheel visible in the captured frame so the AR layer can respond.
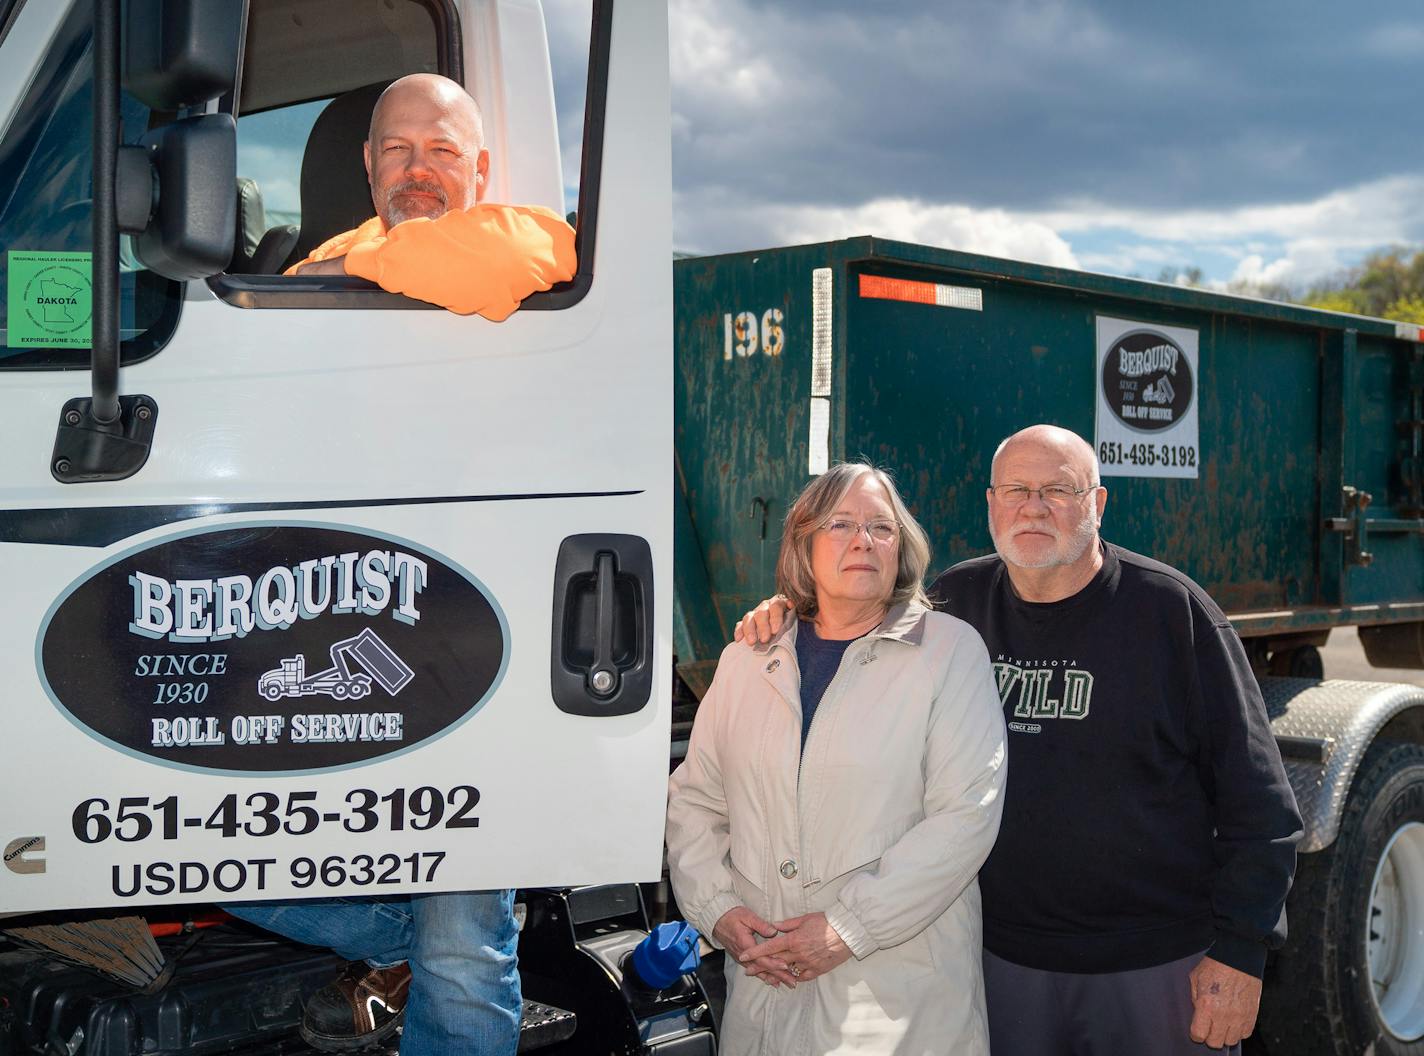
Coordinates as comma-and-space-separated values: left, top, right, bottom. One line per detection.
260, 682, 283, 702
1260, 742, 1424, 1055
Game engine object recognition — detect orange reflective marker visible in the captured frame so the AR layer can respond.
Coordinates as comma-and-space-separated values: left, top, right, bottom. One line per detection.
858, 274, 983, 311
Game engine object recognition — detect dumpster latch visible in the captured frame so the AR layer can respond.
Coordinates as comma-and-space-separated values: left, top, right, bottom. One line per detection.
1325, 486, 1373, 566
750, 497, 770, 541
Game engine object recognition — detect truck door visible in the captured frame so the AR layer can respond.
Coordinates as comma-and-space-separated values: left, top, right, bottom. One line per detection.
0, 0, 674, 913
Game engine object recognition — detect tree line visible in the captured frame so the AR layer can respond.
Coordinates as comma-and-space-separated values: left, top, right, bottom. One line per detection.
1155, 249, 1424, 324
1297, 247, 1424, 324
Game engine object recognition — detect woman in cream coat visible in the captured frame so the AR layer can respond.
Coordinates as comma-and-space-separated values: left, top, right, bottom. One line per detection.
666, 463, 1007, 1056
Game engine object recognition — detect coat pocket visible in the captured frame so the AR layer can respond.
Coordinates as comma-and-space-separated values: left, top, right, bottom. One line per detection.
924, 880, 982, 977
817, 811, 921, 885
886, 924, 938, 982
839, 929, 939, 1024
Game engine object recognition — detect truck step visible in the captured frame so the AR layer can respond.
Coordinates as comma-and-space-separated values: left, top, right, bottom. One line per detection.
518, 1000, 578, 1051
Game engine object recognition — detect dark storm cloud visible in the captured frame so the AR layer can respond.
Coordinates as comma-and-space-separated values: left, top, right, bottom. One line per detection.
540, 0, 1424, 276
661, 0, 1424, 213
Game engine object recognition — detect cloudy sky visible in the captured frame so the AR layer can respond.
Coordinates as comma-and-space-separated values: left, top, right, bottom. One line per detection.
545, 0, 1424, 291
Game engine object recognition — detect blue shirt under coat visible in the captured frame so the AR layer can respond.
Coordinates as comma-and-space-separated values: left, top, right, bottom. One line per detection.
794, 618, 860, 753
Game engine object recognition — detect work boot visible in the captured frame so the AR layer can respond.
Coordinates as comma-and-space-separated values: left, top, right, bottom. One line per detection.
299, 960, 411, 1051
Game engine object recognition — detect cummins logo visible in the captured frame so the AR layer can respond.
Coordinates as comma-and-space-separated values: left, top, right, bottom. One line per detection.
4, 835, 45, 875
1101, 329, 1194, 432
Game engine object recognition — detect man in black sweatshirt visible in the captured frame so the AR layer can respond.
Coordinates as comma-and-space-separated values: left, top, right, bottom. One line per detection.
737, 424, 1302, 1054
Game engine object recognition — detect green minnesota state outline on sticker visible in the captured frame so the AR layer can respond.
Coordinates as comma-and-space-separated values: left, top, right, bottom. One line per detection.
6, 251, 92, 347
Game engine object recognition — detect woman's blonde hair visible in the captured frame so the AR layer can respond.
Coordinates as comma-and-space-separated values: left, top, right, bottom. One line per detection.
775, 462, 931, 617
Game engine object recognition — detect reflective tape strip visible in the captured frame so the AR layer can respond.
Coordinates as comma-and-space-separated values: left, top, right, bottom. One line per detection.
808, 397, 830, 477
810, 268, 833, 475
859, 274, 982, 311
1395, 321, 1424, 343
812, 269, 833, 397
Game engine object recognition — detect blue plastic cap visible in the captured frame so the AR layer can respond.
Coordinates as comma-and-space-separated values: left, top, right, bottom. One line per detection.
631, 921, 702, 989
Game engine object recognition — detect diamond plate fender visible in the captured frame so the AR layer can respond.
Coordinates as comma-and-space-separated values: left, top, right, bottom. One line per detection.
1264, 677, 1424, 852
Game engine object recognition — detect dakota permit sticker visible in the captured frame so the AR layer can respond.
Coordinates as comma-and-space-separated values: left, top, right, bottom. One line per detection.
6, 251, 93, 347
37, 525, 507, 772
1093, 316, 1200, 478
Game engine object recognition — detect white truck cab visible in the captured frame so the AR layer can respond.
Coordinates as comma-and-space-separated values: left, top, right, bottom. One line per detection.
0, 4, 709, 1052
0, 0, 674, 917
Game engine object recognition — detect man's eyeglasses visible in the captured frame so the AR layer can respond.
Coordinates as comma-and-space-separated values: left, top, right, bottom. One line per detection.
821, 518, 900, 543
989, 484, 1099, 509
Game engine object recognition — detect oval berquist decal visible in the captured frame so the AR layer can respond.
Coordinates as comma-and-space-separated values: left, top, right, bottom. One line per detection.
1100, 328, 1194, 433
38, 524, 506, 773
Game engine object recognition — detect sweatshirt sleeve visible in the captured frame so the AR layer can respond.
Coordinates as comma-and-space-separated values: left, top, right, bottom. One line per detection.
1193, 618, 1303, 977
341, 204, 576, 320
283, 217, 382, 274
665, 654, 743, 947
825, 627, 1008, 958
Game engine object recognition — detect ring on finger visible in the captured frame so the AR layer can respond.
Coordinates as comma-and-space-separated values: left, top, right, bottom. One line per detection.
789, 963, 802, 978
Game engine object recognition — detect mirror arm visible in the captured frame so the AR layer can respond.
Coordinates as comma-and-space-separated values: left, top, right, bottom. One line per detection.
49, 0, 158, 484
91, 0, 120, 425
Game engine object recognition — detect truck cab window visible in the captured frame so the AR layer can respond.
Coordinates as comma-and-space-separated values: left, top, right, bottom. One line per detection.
230, 0, 446, 276
214, 0, 603, 310
232, 100, 326, 273
0, 0, 605, 357
0, 2, 180, 369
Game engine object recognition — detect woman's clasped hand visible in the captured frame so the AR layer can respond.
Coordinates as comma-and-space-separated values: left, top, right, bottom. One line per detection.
711, 906, 797, 987
733, 911, 852, 986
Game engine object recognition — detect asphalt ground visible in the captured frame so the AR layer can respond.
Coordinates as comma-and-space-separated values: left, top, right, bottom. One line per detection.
1318, 624, 1424, 686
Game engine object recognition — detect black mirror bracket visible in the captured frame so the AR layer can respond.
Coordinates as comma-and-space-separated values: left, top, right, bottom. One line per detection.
51, 395, 158, 483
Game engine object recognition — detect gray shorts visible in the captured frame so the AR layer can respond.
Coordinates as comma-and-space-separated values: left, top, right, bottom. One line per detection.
983, 949, 1242, 1056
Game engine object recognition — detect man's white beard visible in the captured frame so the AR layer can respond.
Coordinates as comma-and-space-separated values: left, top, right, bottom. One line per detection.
989, 507, 1099, 571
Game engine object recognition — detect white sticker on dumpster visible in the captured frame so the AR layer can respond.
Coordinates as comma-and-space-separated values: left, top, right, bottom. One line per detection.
1094, 316, 1199, 479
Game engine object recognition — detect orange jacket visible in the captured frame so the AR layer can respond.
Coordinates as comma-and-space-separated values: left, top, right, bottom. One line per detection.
286, 205, 577, 321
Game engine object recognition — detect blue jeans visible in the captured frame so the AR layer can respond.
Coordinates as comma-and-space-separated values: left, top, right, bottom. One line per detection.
223, 891, 520, 1056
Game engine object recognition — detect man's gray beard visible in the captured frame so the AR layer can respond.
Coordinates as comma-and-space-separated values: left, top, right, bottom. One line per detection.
989, 507, 1099, 571
388, 206, 437, 225
384, 183, 447, 226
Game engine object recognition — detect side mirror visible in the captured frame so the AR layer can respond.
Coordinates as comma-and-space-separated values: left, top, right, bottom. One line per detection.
54, 0, 243, 483
122, 0, 244, 110
122, 114, 236, 280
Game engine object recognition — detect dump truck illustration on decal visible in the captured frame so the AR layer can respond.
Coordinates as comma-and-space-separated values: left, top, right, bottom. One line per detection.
258, 628, 415, 702
1142, 375, 1175, 405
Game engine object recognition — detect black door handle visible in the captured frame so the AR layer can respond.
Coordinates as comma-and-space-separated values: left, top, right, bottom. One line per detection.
551, 534, 654, 716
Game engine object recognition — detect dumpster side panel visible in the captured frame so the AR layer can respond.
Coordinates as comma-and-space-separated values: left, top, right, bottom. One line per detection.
675, 239, 1424, 653
673, 245, 842, 644
842, 259, 1323, 613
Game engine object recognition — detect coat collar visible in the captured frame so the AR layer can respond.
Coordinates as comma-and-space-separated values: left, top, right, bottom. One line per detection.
750, 600, 929, 655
